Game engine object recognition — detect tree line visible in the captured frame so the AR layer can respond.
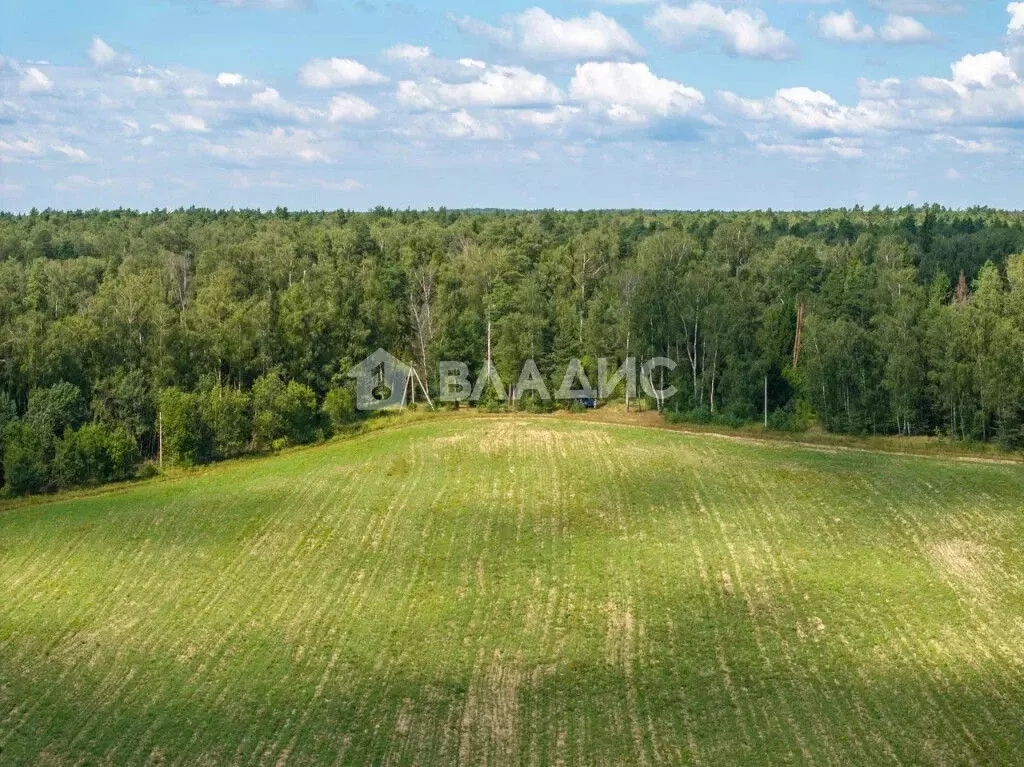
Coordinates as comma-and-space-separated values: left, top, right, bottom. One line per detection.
2, 205, 1024, 496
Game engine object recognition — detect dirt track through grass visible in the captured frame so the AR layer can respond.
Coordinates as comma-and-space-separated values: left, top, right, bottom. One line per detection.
2, 416, 1024, 764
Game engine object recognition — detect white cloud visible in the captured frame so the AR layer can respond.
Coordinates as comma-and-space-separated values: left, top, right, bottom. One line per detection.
880, 15, 933, 43
449, 15, 514, 47
0, 137, 43, 159
87, 37, 118, 67
328, 93, 379, 122
127, 76, 163, 94
1009, 2, 1024, 34
444, 110, 506, 140
193, 127, 331, 165
250, 87, 319, 122
647, 2, 796, 60
216, 72, 247, 87
453, 8, 643, 61
722, 37, 1024, 154
19, 67, 53, 93
817, 11, 875, 42
720, 86, 898, 133
516, 105, 582, 129
384, 44, 432, 61
299, 58, 387, 88
51, 143, 90, 162
569, 61, 704, 123
513, 8, 644, 60
945, 167, 960, 180
950, 51, 1018, 89
168, 114, 209, 132
397, 65, 563, 110
933, 134, 1007, 153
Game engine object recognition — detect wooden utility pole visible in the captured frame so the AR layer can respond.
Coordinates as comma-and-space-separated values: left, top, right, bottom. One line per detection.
625, 331, 631, 413
792, 299, 804, 369
763, 376, 768, 429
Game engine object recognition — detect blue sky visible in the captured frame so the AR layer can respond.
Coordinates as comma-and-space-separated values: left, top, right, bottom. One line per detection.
1, 0, 1023, 210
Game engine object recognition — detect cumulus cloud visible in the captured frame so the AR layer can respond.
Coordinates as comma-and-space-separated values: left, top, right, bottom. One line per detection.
722, 28, 1024, 159
515, 105, 582, 130
216, 72, 247, 87
817, 11, 932, 44
328, 93, 379, 122
817, 10, 875, 42
569, 61, 704, 123
397, 64, 563, 110
720, 86, 897, 134
1009, 2, 1024, 34
299, 58, 387, 88
949, 51, 1018, 89
444, 110, 506, 140
19, 67, 53, 93
87, 37, 119, 67
251, 87, 320, 122
514, 8, 643, 60
880, 15, 933, 43
453, 8, 643, 61
646, 3, 795, 60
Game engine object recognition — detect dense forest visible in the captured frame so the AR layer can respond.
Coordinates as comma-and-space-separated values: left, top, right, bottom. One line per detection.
2, 205, 1024, 496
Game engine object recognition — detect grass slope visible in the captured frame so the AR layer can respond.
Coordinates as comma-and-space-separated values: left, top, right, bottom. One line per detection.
2, 416, 1024, 764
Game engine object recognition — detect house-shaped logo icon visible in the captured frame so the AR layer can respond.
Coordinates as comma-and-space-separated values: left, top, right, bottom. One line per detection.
347, 349, 410, 410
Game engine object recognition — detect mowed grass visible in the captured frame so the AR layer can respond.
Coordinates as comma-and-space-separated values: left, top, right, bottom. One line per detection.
2, 416, 1024, 765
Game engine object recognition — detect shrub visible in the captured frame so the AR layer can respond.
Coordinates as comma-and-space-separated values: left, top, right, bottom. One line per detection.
322, 387, 356, 433
665, 408, 747, 429
137, 462, 161, 480
252, 373, 320, 449
53, 423, 141, 490
516, 391, 553, 413
3, 420, 50, 495
160, 388, 212, 466
106, 425, 141, 481
53, 427, 91, 489
203, 386, 252, 459
767, 409, 804, 432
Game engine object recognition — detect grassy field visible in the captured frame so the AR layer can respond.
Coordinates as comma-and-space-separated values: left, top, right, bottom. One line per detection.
2, 415, 1024, 765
